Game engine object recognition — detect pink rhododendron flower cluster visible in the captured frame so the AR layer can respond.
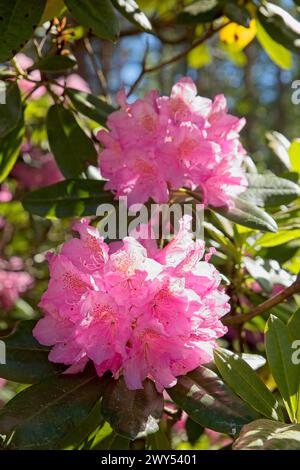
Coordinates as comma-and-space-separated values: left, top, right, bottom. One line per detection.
33, 217, 229, 391
98, 77, 247, 208
0, 258, 33, 310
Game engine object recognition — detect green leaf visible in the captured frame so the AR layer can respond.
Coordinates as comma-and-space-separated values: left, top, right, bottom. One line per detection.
0, 320, 63, 384
64, 0, 119, 42
46, 104, 97, 178
177, 0, 223, 24
168, 366, 259, 436
266, 131, 291, 170
0, 370, 106, 450
223, 3, 250, 27
30, 55, 77, 74
90, 424, 130, 450
214, 348, 284, 421
256, 17, 292, 70
233, 419, 300, 450
258, 2, 300, 54
101, 377, 164, 439
111, 0, 152, 31
22, 179, 115, 218
255, 229, 300, 248
0, 83, 22, 138
266, 315, 300, 422
66, 88, 115, 127
240, 174, 300, 207
0, 113, 24, 183
0, 0, 47, 63
61, 400, 104, 449
289, 139, 300, 175
212, 196, 278, 233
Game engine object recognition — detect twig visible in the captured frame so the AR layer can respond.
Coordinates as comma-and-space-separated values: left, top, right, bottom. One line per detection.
128, 22, 230, 96
223, 273, 300, 326
83, 37, 110, 101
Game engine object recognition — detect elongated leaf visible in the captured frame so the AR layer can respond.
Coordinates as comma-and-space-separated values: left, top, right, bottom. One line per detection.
31, 55, 77, 74
0, 370, 106, 450
46, 105, 97, 178
258, 2, 300, 53
66, 88, 114, 127
177, 0, 223, 24
65, 0, 119, 42
101, 377, 164, 439
0, 83, 22, 138
0, 0, 47, 63
212, 197, 278, 233
233, 419, 300, 450
256, 17, 292, 69
0, 320, 63, 384
22, 179, 115, 218
111, 0, 152, 31
240, 174, 300, 207
289, 139, 300, 175
256, 229, 300, 248
0, 114, 24, 183
265, 315, 300, 422
214, 348, 283, 421
168, 366, 259, 436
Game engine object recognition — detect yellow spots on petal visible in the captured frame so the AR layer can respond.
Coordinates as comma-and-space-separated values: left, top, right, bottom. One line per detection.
220, 19, 257, 51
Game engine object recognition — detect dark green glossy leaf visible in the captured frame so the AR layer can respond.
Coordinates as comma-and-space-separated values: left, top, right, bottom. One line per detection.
22, 179, 115, 218
102, 377, 164, 439
177, 0, 223, 24
0, 0, 47, 63
66, 88, 114, 127
233, 419, 300, 450
212, 196, 278, 233
46, 104, 97, 178
223, 3, 250, 27
111, 0, 152, 31
168, 366, 259, 436
240, 174, 300, 207
65, 0, 119, 41
258, 3, 300, 53
0, 83, 22, 138
0, 320, 63, 384
0, 113, 24, 183
0, 370, 106, 450
265, 315, 300, 422
214, 348, 284, 421
30, 55, 77, 74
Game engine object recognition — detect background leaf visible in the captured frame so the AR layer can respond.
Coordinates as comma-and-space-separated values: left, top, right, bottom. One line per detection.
168, 366, 259, 435
233, 419, 300, 450
101, 377, 164, 439
240, 174, 300, 207
0, 369, 106, 450
214, 348, 283, 421
22, 179, 115, 218
46, 105, 97, 178
0, 320, 63, 384
0, 0, 47, 63
66, 88, 115, 127
64, 0, 120, 42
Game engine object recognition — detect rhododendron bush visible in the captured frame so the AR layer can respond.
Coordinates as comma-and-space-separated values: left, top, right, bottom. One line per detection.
1, 0, 300, 454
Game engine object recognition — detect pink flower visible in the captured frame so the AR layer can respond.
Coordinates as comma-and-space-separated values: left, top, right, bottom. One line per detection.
0, 258, 33, 311
0, 378, 6, 389
16, 54, 90, 100
12, 146, 63, 190
98, 77, 247, 207
34, 217, 229, 391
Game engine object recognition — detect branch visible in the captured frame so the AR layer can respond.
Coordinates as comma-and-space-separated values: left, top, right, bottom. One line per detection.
128, 21, 230, 96
223, 273, 300, 326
